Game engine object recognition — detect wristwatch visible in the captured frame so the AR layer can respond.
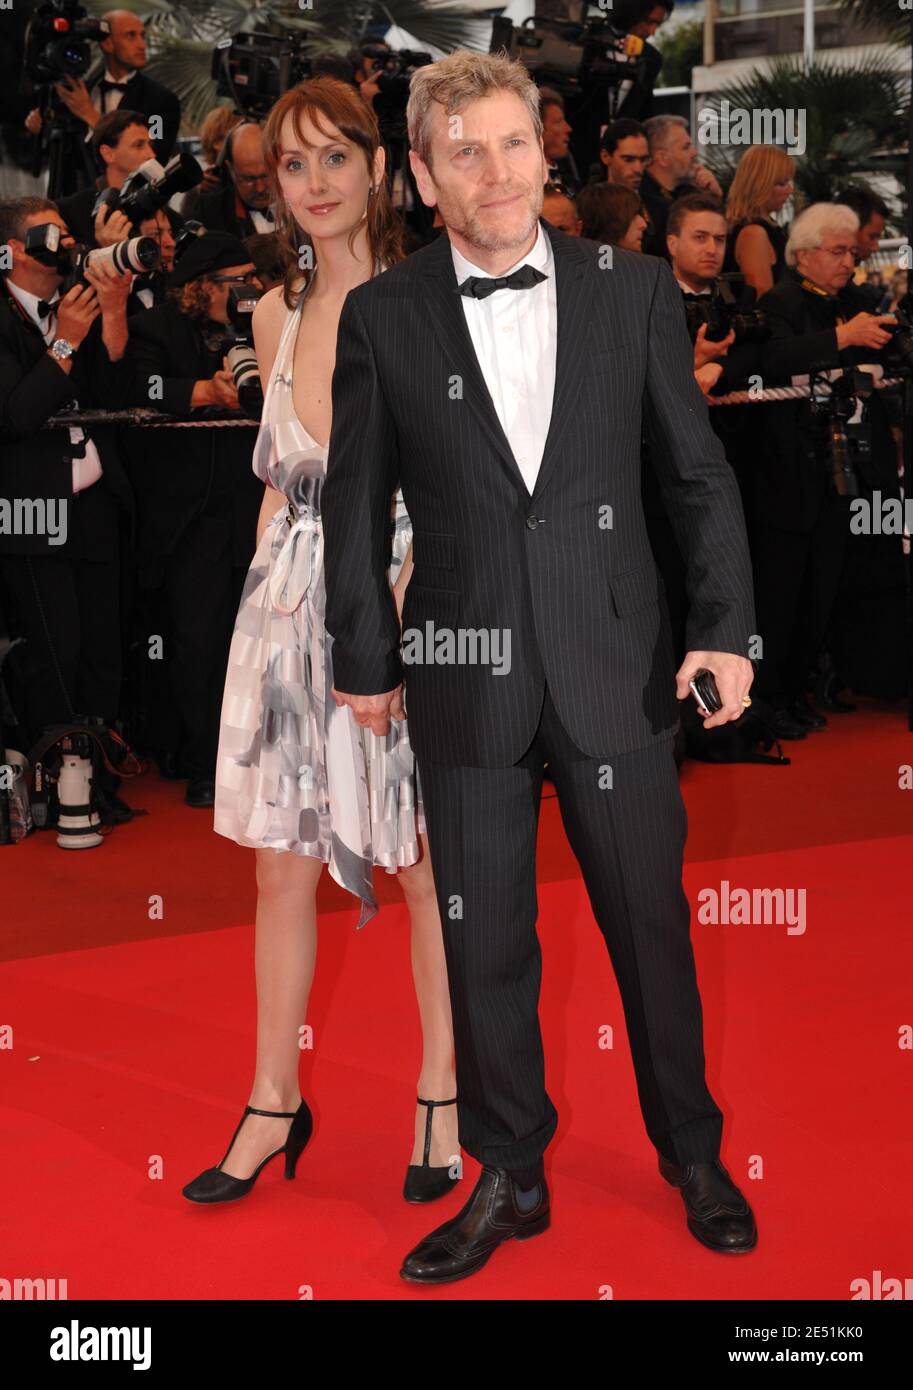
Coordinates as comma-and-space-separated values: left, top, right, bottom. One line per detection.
49, 338, 75, 363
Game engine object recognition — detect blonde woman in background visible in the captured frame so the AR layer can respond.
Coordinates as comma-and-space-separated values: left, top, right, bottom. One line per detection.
723, 145, 796, 297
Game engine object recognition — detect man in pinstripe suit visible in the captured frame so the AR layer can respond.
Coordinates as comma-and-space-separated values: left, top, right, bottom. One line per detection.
322, 51, 759, 1283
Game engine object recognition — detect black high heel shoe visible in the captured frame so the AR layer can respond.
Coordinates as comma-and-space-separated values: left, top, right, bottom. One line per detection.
403, 1096, 460, 1203
182, 1099, 313, 1204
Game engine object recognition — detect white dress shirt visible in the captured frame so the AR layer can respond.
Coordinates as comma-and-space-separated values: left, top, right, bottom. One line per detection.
84, 66, 139, 143
451, 219, 556, 497
6, 281, 103, 494
94, 63, 138, 115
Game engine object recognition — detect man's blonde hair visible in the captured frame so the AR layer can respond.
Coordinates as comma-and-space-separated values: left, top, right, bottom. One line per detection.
406, 49, 543, 173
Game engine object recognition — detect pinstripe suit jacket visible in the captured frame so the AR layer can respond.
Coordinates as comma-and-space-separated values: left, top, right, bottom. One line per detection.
322, 218, 756, 767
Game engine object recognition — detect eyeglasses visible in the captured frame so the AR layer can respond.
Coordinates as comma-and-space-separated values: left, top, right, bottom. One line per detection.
234, 171, 270, 188
818, 245, 856, 260
210, 271, 259, 284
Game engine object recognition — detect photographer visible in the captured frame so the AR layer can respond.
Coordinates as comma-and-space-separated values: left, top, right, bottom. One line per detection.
751, 203, 897, 737
56, 108, 157, 248
563, 1, 669, 187
667, 194, 766, 401
24, 8, 180, 171
126, 232, 264, 806
0, 196, 136, 817
194, 122, 276, 238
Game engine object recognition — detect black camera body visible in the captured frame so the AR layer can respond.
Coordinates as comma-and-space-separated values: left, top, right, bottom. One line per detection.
24, 0, 108, 86
210, 32, 312, 120
93, 154, 202, 233
683, 273, 770, 346
883, 299, 913, 374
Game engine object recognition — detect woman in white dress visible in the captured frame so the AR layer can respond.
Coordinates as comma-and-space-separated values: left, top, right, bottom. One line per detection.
182, 77, 460, 1204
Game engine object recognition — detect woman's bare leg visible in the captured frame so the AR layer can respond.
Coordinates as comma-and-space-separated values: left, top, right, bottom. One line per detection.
218, 847, 324, 1178
397, 832, 460, 1169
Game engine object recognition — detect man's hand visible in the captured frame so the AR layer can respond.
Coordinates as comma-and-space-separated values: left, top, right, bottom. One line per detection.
835, 312, 895, 352
53, 76, 98, 126
94, 203, 132, 248
332, 685, 406, 736
693, 322, 734, 369
676, 650, 753, 729
84, 258, 134, 316
692, 162, 723, 199
54, 280, 101, 349
207, 366, 240, 411
694, 362, 724, 397
25, 107, 43, 135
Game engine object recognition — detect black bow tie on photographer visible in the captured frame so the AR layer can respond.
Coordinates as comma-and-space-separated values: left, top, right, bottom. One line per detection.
457, 264, 548, 299
37, 297, 60, 320
99, 79, 129, 93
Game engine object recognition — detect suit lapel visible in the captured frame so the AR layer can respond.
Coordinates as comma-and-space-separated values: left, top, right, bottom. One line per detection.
419, 217, 592, 504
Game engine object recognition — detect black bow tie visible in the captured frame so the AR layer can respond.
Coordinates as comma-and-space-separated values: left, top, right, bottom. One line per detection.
457, 263, 548, 300
680, 291, 712, 300
37, 297, 60, 319
99, 78, 129, 93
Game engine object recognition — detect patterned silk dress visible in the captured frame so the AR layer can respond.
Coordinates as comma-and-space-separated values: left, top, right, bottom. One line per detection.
213, 270, 424, 928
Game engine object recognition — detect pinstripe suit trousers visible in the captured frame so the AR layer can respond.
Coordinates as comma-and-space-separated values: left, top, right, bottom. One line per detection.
416, 683, 724, 1173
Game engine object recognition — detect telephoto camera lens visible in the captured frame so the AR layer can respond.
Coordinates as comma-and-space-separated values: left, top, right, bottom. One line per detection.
84, 237, 161, 275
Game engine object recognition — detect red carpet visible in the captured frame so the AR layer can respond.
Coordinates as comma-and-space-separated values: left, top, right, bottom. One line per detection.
2, 700, 911, 1299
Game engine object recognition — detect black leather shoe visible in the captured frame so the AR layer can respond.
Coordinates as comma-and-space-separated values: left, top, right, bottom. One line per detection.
185, 777, 215, 807
156, 749, 183, 780
815, 664, 857, 712
183, 1099, 313, 1203
786, 696, 827, 730
403, 1096, 461, 1203
400, 1165, 550, 1283
770, 707, 808, 740
659, 1155, 757, 1253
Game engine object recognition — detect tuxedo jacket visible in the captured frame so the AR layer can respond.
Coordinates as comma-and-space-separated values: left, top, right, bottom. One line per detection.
194, 182, 261, 241
0, 281, 135, 557
86, 68, 181, 165
321, 218, 757, 767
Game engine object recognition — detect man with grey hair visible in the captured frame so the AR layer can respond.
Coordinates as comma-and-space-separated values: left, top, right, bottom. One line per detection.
640, 114, 722, 260
322, 49, 758, 1283
750, 202, 897, 736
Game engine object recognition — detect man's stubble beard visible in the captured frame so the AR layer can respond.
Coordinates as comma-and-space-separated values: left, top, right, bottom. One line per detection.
433, 181, 544, 254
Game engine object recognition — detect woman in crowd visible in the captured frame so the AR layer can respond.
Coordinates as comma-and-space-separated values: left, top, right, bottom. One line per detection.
723, 144, 795, 296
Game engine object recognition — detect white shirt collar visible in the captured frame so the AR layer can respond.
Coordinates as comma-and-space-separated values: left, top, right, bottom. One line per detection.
675, 277, 712, 296
450, 217, 551, 288
103, 66, 137, 83
5, 279, 58, 329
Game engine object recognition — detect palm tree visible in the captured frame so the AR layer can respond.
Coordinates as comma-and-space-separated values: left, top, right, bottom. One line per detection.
838, 0, 913, 242
697, 55, 909, 231
80, 0, 487, 133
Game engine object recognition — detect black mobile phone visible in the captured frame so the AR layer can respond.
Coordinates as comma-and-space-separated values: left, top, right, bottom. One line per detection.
688, 668, 722, 715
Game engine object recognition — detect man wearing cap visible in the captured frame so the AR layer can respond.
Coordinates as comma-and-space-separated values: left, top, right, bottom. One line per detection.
127, 232, 264, 804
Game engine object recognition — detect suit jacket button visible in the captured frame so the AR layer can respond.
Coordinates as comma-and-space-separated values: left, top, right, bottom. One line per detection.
526, 515, 539, 530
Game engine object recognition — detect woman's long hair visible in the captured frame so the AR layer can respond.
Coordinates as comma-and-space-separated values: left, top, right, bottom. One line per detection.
261, 76, 406, 309
725, 145, 795, 227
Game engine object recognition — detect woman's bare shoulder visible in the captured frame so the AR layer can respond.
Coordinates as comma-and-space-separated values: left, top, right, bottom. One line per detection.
253, 283, 288, 329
